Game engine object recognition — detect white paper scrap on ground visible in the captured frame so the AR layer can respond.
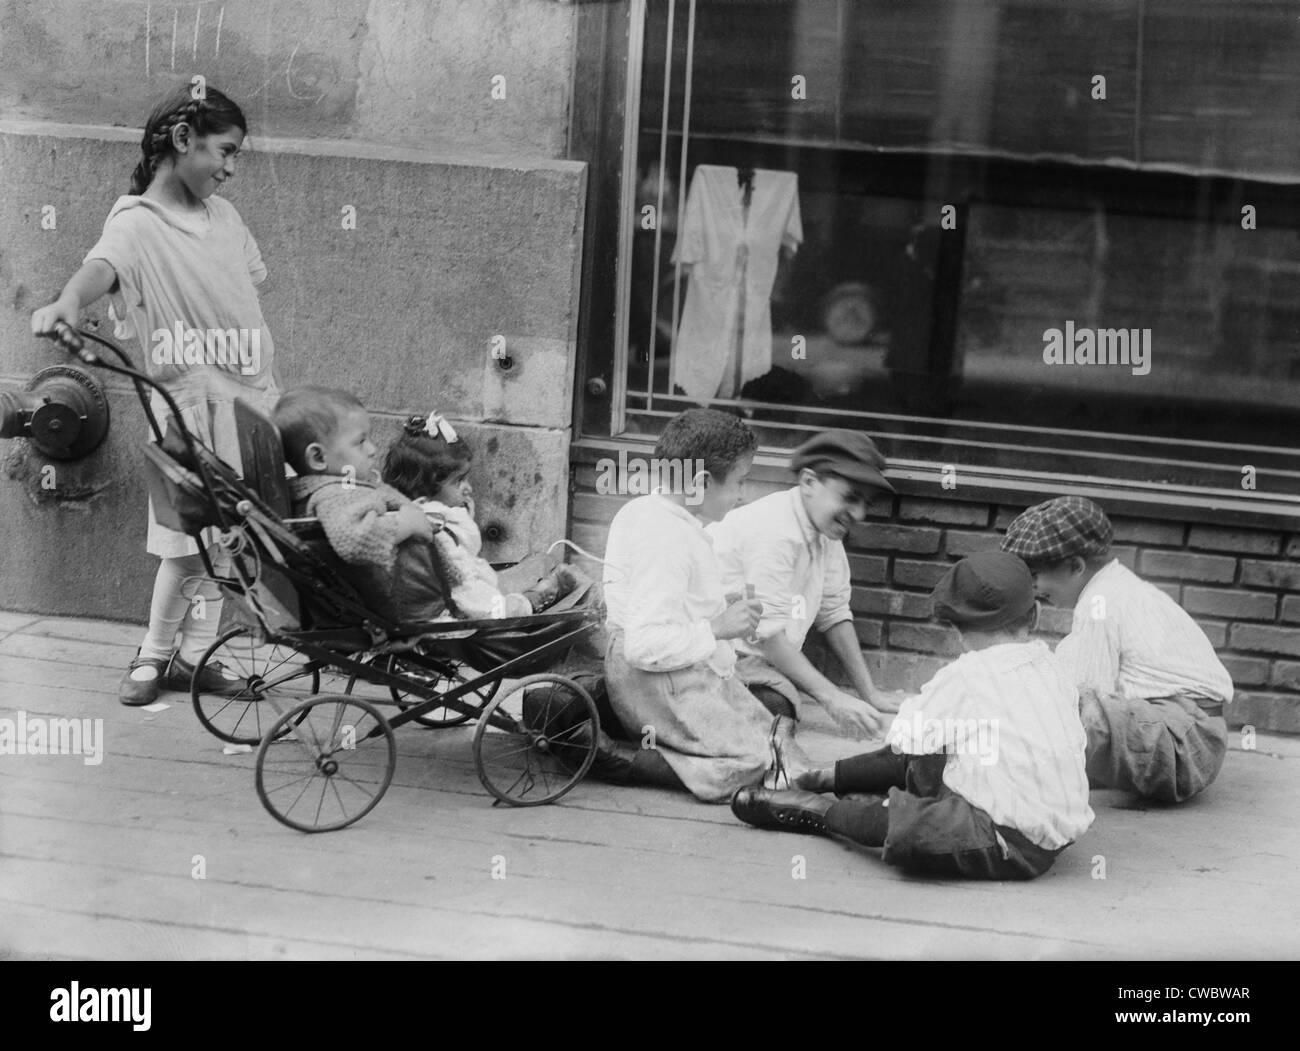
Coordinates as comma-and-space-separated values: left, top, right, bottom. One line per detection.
141, 701, 170, 712
223, 744, 253, 755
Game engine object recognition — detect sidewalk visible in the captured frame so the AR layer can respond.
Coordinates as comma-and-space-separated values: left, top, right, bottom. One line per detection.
2, 611, 1298, 960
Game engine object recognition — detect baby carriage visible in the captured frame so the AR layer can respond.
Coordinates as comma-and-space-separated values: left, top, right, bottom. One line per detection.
46, 325, 604, 832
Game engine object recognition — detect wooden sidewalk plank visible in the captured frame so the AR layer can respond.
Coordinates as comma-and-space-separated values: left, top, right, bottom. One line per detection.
3, 614, 1300, 959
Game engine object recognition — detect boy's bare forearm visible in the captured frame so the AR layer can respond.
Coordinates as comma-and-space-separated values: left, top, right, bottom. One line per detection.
759, 632, 837, 702
824, 619, 879, 698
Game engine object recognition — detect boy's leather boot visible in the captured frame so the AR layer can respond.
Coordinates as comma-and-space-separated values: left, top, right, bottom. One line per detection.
730, 787, 834, 835
581, 729, 684, 789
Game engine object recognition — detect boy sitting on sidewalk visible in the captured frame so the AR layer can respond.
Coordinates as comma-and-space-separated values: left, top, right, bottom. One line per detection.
731, 551, 1094, 880
1001, 496, 1232, 803
597, 408, 784, 799
709, 429, 901, 737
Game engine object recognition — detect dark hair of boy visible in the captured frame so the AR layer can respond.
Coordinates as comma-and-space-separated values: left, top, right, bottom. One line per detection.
1022, 553, 1112, 576
130, 85, 249, 196
272, 386, 365, 474
654, 408, 757, 483
382, 420, 474, 500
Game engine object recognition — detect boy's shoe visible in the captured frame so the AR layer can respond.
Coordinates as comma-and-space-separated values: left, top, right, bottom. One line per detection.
166, 654, 247, 696
730, 786, 833, 835
523, 564, 593, 613
763, 715, 813, 790
118, 656, 170, 707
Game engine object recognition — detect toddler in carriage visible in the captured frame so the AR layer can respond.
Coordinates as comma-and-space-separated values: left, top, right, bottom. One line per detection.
382, 411, 587, 617
272, 387, 582, 623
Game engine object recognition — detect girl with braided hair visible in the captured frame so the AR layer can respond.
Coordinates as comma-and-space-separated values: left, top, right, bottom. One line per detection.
31, 85, 280, 705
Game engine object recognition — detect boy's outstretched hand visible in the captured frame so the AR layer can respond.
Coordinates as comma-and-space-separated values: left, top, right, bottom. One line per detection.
822, 689, 887, 738
868, 687, 910, 714
710, 595, 763, 640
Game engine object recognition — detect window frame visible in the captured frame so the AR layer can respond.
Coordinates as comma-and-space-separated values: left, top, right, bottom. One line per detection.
568, 0, 1300, 520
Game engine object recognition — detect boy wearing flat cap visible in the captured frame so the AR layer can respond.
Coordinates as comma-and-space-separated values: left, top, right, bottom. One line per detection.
731, 551, 1094, 880
709, 429, 900, 742
1002, 496, 1232, 803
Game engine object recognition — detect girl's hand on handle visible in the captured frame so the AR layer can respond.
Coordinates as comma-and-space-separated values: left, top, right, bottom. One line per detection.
31, 261, 118, 337
30, 298, 79, 337
710, 596, 763, 640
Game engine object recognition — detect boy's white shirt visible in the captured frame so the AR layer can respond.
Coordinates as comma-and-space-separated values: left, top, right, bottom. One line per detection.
708, 487, 853, 655
1055, 559, 1233, 703
889, 639, 1094, 850
603, 494, 734, 676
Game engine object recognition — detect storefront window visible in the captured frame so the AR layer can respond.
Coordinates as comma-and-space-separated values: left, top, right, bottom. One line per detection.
598, 0, 1300, 499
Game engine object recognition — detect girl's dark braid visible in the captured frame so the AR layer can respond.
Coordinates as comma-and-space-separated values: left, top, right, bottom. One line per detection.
129, 97, 205, 195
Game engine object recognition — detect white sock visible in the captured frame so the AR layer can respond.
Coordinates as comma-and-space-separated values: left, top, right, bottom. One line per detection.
136, 547, 232, 667
137, 554, 204, 663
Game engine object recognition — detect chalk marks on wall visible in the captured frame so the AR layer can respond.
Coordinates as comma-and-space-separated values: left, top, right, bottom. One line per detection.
142, 3, 327, 104
144, 3, 225, 76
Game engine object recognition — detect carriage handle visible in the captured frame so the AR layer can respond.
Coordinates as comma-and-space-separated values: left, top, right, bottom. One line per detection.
41, 322, 229, 531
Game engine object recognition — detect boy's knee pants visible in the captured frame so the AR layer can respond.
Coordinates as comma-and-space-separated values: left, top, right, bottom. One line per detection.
826, 749, 1062, 881
1081, 691, 1227, 803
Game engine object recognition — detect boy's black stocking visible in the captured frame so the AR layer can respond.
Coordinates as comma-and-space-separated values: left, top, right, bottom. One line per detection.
834, 747, 909, 795
825, 797, 890, 847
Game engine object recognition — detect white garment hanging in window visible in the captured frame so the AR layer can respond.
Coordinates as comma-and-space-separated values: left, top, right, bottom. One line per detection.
671, 165, 802, 400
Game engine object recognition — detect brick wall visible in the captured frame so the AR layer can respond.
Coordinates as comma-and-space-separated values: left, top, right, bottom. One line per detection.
569, 451, 1300, 735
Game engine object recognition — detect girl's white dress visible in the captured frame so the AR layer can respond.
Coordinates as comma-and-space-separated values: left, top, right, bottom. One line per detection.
417, 500, 531, 618
85, 195, 279, 558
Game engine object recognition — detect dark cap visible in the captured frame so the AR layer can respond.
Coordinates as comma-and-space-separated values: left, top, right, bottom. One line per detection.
791, 430, 894, 493
932, 551, 1036, 630
1001, 496, 1113, 564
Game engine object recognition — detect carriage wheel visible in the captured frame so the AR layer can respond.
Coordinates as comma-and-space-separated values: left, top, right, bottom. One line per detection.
472, 674, 598, 807
345, 654, 499, 728
255, 693, 396, 833
191, 627, 318, 745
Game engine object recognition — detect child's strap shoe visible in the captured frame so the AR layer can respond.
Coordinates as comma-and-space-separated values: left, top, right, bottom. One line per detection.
118, 655, 170, 707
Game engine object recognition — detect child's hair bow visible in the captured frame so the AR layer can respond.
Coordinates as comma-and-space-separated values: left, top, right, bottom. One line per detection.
424, 411, 459, 443
402, 412, 459, 442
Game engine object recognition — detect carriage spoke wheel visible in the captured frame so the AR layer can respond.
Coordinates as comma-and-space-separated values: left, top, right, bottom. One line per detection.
346, 655, 499, 727
255, 694, 396, 833
472, 674, 598, 807
191, 627, 318, 745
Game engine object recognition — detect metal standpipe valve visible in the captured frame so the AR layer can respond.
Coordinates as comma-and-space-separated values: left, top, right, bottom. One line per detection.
0, 365, 111, 460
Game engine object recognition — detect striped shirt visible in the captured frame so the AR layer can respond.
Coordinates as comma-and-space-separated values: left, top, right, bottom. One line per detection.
887, 640, 1093, 850
603, 495, 736, 676
1055, 560, 1234, 704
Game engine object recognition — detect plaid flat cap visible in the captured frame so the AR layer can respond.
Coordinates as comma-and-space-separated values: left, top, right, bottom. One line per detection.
1001, 496, 1113, 564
